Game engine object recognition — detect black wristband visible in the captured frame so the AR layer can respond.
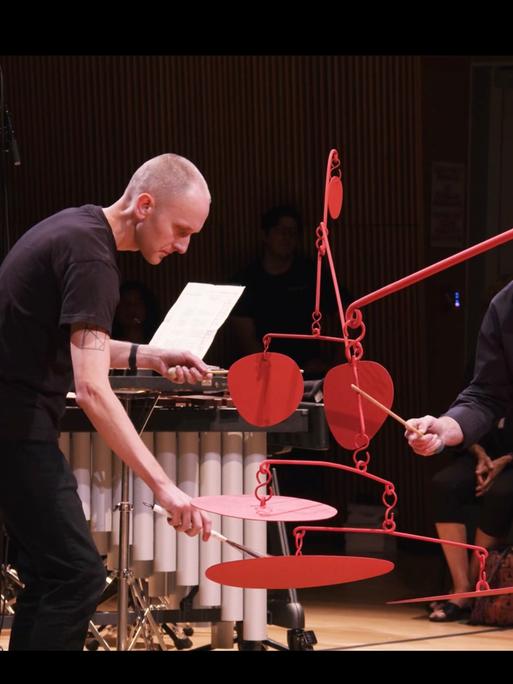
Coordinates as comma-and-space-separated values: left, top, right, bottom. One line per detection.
128, 343, 139, 372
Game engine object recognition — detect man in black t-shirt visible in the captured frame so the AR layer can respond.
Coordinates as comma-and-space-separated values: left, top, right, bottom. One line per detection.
229, 205, 351, 378
0, 153, 213, 650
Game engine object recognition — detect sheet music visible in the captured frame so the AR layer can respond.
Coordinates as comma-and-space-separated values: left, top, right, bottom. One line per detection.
149, 282, 245, 359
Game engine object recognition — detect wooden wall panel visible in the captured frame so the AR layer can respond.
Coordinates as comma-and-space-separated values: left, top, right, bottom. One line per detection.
0, 55, 429, 533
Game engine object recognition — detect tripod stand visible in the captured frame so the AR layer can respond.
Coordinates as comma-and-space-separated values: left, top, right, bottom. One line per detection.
115, 457, 167, 651
97, 391, 169, 651
0, 532, 22, 620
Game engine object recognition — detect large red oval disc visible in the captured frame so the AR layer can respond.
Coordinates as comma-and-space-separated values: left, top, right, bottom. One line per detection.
192, 494, 337, 521
228, 352, 303, 427
324, 361, 394, 449
206, 555, 394, 589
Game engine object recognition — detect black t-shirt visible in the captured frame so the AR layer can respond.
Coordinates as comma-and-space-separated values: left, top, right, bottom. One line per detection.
230, 255, 349, 368
0, 205, 120, 441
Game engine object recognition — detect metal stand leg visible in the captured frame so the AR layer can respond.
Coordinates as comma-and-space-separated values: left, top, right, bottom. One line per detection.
0, 566, 21, 616
126, 577, 168, 651
86, 621, 112, 651
90, 393, 170, 651
116, 459, 132, 650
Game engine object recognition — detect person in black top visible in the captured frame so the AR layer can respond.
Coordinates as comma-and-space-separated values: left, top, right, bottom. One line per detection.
405, 278, 513, 619
0, 153, 213, 650
428, 416, 513, 620
112, 280, 162, 345
228, 205, 350, 378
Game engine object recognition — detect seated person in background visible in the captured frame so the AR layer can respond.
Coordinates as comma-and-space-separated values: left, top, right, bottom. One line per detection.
228, 205, 351, 379
110, 281, 162, 377
428, 413, 513, 621
420, 276, 513, 622
112, 280, 162, 344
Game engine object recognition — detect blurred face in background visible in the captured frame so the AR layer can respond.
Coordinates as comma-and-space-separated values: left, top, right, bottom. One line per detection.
263, 215, 299, 260
115, 288, 147, 331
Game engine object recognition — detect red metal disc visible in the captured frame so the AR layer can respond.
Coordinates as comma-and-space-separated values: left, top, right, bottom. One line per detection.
192, 494, 337, 521
227, 352, 303, 427
324, 361, 394, 449
328, 176, 343, 219
388, 586, 513, 604
206, 555, 394, 589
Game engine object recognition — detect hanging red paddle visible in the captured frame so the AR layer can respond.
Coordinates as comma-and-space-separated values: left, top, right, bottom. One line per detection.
228, 352, 304, 427
327, 175, 343, 219
324, 360, 394, 449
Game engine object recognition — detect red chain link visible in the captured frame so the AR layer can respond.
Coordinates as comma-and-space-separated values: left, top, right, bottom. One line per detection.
475, 550, 491, 591
343, 310, 366, 364
315, 223, 327, 256
294, 529, 306, 556
382, 483, 397, 531
254, 463, 273, 507
311, 310, 322, 336
331, 150, 341, 177
352, 443, 371, 471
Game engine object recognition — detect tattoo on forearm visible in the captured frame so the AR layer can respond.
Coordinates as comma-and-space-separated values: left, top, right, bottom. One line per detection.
79, 327, 107, 351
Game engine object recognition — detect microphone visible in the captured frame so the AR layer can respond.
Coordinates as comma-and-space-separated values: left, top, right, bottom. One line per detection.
3, 106, 21, 167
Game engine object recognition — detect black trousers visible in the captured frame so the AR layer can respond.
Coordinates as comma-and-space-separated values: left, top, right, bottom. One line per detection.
432, 451, 513, 538
0, 440, 106, 650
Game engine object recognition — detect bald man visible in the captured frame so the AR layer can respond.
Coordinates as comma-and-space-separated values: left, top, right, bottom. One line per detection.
0, 154, 212, 650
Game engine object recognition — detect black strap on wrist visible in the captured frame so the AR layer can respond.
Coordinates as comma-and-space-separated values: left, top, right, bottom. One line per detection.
128, 343, 139, 373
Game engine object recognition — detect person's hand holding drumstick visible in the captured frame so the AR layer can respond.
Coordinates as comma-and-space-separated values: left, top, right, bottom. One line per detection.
404, 415, 464, 456
350, 384, 464, 456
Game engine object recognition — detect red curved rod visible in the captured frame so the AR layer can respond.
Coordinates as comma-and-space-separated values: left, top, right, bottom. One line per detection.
292, 525, 488, 556
346, 225, 513, 320
292, 525, 490, 591
262, 458, 394, 488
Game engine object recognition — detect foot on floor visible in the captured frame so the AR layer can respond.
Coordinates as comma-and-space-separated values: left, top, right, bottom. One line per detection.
428, 600, 471, 622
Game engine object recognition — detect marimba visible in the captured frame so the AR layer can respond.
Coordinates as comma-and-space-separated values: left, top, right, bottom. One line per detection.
59, 374, 329, 648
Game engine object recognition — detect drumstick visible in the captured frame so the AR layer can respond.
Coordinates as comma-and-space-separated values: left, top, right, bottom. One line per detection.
143, 502, 267, 559
350, 384, 424, 438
